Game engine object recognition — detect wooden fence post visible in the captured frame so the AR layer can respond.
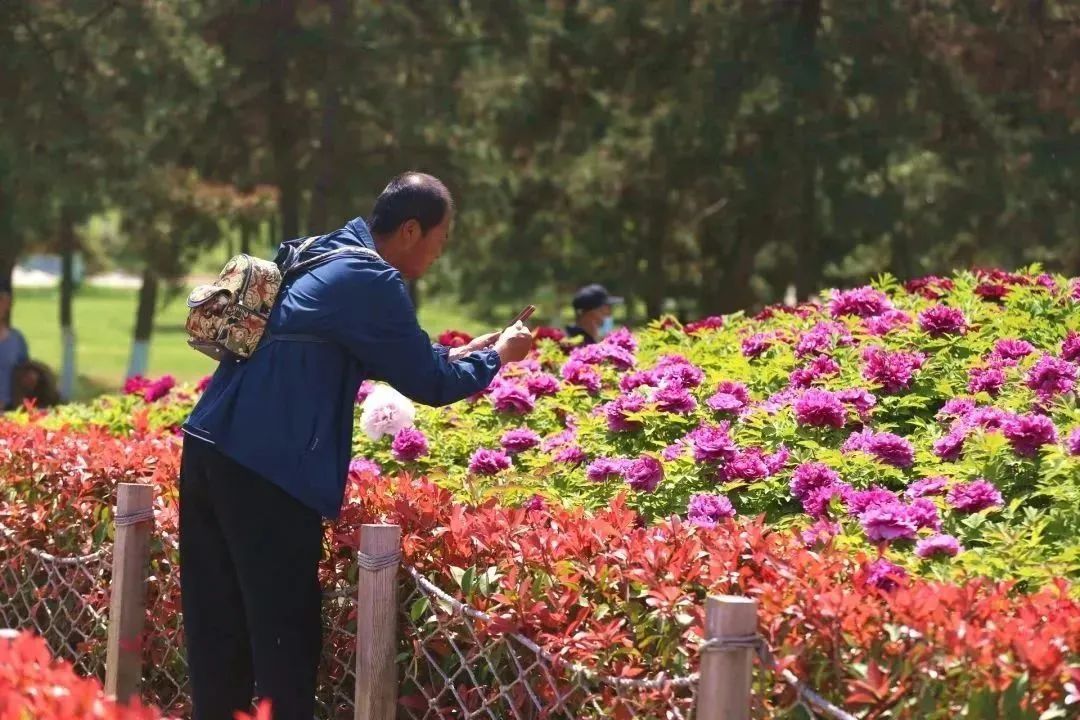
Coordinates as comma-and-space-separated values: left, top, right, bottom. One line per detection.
695, 595, 759, 720
354, 523, 402, 720
105, 483, 155, 703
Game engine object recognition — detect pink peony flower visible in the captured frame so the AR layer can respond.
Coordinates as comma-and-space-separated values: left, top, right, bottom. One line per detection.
968, 365, 1006, 395
391, 427, 429, 461
843, 430, 915, 468
554, 445, 587, 465
859, 502, 919, 543
653, 355, 705, 388
541, 427, 577, 452
865, 558, 907, 591
1026, 354, 1077, 400
908, 498, 941, 530
863, 309, 913, 336
845, 486, 900, 515
741, 333, 775, 358
623, 455, 663, 492
1062, 332, 1080, 363
794, 388, 847, 428
1003, 413, 1059, 457
605, 393, 648, 433
796, 322, 853, 358
522, 495, 546, 512
348, 457, 382, 478
970, 406, 1014, 432
602, 327, 638, 353
524, 372, 561, 397
687, 493, 735, 527
801, 519, 841, 547
789, 355, 841, 388
707, 381, 750, 413
905, 276, 954, 300
933, 429, 968, 461
938, 397, 976, 421
765, 445, 791, 474
620, 371, 658, 393
561, 360, 603, 394
123, 375, 150, 396
861, 346, 926, 393
947, 479, 1003, 513
489, 382, 536, 414
918, 305, 968, 337
688, 424, 738, 465
500, 428, 541, 454
721, 448, 770, 481
790, 462, 841, 500
802, 483, 852, 519
992, 339, 1035, 363
586, 458, 629, 483
196, 375, 213, 394
830, 287, 893, 318
1066, 428, 1080, 456
837, 387, 877, 418
142, 375, 176, 403
654, 385, 697, 414
468, 448, 512, 475
905, 476, 948, 499
915, 534, 963, 559
684, 316, 725, 335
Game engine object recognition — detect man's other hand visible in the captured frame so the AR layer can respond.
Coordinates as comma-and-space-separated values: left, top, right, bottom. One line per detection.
448, 332, 500, 362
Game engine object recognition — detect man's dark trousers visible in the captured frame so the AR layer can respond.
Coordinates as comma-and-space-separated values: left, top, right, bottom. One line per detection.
179, 436, 323, 720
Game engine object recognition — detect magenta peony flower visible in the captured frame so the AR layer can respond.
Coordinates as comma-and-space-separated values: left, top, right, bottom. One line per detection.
830, 287, 893, 318
789, 355, 841, 388
721, 449, 771, 481
863, 309, 913, 336
687, 493, 736, 528
844, 430, 914, 468
355, 380, 376, 404
196, 375, 213, 394
522, 495, 546, 512
790, 462, 841, 500
845, 486, 899, 515
143, 375, 177, 402
800, 519, 841, 547
602, 327, 638, 353
391, 427, 429, 461
861, 346, 926, 393
586, 458, 629, 483
653, 355, 705, 388
918, 305, 968, 337
1026, 354, 1077, 400
938, 397, 976, 421
623, 455, 663, 492
915, 534, 963, 559
620, 371, 658, 393
992, 338, 1036, 363
970, 406, 1014, 432
905, 476, 948, 499
859, 502, 919, 543
662, 442, 688, 461
865, 558, 907, 591
947, 479, 1003, 512
1066, 428, 1080, 456
561, 360, 602, 394
468, 448, 512, 475
1062, 332, 1080, 363
837, 388, 877, 418
742, 333, 775, 358
489, 382, 536, 414
765, 445, 791, 474
707, 380, 750, 413
500, 428, 541, 454
1004, 413, 1059, 457
967, 365, 1006, 395
688, 424, 738, 465
796, 322, 853, 358
802, 483, 852, 519
524, 372, 561, 397
794, 388, 847, 428
908, 498, 941, 530
654, 385, 697, 414
554, 445, 586, 464
348, 457, 382, 477
605, 393, 648, 433
123, 375, 150, 396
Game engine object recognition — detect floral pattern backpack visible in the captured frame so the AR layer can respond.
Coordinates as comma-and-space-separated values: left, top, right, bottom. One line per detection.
185, 237, 378, 362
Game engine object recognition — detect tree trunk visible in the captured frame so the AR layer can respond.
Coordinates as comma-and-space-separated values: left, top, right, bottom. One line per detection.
240, 223, 252, 256
268, 0, 301, 241
126, 267, 158, 380
307, 0, 349, 234
58, 208, 77, 401
0, 177, 17, 325
791, 0, 823, 301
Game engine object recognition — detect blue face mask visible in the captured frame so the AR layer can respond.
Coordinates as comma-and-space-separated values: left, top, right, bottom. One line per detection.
598, 316, 615, 339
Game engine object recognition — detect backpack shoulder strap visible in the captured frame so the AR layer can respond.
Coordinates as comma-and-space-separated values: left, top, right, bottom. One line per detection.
284, 245, 381, 277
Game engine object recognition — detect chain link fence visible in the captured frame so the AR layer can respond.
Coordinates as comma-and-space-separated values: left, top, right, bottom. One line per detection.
2, 521, 853, 720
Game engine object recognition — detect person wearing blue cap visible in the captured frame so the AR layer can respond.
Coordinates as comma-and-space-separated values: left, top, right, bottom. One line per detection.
566, 284, 622, 345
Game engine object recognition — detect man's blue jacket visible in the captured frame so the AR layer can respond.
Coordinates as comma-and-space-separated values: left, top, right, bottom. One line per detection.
183, 217, 500, 518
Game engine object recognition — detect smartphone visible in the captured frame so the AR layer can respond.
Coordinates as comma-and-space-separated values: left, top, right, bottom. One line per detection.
509, 304, 536, 327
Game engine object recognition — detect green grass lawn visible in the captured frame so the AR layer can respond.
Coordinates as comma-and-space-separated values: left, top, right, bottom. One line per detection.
16, 286, 487, 399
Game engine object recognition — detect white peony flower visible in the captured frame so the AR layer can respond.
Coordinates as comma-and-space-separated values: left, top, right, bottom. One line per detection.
360, 384, 416, 440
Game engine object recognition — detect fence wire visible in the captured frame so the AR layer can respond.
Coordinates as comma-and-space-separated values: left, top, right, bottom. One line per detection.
1, 529, 852, 720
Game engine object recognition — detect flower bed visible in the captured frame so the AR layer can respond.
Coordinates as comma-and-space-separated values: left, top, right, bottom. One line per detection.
1, 419, 1079, 717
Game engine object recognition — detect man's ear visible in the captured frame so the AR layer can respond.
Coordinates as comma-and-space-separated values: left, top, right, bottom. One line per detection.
400, 218, 422, 247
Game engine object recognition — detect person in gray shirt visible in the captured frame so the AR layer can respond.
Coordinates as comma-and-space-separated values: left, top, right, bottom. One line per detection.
0, 287, 30, 411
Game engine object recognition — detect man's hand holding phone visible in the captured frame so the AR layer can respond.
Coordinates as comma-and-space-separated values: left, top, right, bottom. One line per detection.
448, 305, 535, 363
